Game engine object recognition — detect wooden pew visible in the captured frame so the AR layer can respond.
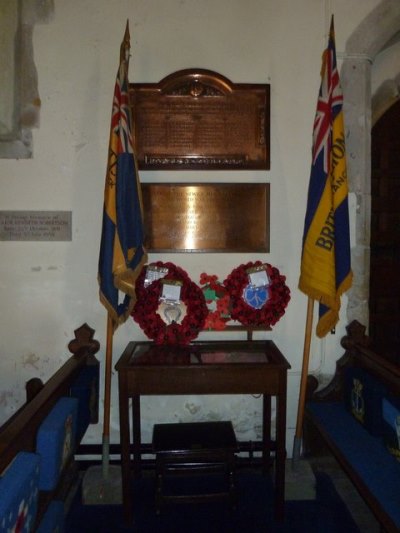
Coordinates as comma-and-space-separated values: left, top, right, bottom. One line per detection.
0, 323, 100, 531
303, 320, 400, 533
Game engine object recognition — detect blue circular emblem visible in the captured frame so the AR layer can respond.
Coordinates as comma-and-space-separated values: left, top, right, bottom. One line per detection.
243, 284, 269, 309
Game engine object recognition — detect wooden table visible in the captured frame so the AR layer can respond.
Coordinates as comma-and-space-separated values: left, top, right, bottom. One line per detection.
115, 340, 291, 526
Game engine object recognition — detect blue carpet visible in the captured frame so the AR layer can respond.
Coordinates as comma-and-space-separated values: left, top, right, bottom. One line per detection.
65, 470, 360, 533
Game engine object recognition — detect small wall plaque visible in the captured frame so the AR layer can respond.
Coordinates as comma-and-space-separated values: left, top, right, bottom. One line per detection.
130, 69, 270, 170
0, 211, 72, 241
142, 183, 269, 252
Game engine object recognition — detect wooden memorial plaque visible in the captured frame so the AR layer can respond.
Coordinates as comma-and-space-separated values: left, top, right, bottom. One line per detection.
142, 183, 270, 253
130, 69, 270, 170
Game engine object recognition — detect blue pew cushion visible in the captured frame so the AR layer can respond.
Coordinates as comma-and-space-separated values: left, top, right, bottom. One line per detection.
36, 396, 78, 491
0, 451, 41, 532
307, 401, 400, 529
70, 364, 99, 443
382, 396, 400, 461
344, 367, 386, 436
36, 500, 65, 533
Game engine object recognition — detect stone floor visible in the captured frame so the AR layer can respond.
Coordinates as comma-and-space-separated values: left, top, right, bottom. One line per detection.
75, 456, 382, 531
285, 456, 381, 533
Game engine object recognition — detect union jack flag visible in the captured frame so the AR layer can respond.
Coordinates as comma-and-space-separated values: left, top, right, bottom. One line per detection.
98, 23, 147, 327
312, 38, 343, 172
110, 63, 134, 157
298, 16, 352, 337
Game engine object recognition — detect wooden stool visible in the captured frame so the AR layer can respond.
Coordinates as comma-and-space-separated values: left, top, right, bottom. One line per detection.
152, 421, 238, 514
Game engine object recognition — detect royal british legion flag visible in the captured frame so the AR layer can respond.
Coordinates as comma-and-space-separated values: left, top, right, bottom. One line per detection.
299, 17, 352, 337
98, 24, 147, 327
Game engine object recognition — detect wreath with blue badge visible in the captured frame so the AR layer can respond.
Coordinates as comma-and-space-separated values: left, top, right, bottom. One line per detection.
224, 261, 290, 327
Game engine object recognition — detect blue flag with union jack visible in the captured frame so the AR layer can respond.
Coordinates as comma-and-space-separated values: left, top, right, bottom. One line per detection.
98, 24, 147, 327
298, 16, 352, 337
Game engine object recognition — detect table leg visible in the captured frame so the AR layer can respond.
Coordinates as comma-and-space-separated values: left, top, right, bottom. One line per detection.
132, 395, 141, 476
119, 384, 133, 526
275, 390, 287, 521
262, 394, 271, 473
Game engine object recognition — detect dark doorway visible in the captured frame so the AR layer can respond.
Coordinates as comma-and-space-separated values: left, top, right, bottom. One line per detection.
369, 99, 400, 362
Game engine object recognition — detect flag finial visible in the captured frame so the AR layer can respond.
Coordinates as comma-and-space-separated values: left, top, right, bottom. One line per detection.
120, 20, 130, 64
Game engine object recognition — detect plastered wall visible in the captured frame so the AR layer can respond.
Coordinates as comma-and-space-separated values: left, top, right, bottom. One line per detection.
0, 0, 392, 455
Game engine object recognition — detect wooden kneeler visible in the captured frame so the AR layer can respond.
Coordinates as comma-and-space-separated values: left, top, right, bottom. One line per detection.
152, 421, 238, 514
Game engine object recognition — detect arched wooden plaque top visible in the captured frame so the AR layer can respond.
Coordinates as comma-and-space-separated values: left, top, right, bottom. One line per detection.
130, 69, 270, 170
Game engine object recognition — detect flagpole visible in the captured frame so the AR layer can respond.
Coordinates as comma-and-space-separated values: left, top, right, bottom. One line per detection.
100, 21, 128, 480
102, 313, 114, 478
292, 296, 314, 463
85, 20, 147, 504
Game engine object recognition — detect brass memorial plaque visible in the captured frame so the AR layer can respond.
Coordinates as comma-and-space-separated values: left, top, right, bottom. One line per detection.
142, 183, 270, 253
130, 69, 270, 170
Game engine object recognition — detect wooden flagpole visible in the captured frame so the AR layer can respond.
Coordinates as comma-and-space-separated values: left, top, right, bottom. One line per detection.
102, 313, 114, 478
81, 312, 122, 504
83, 21, 136, 502
292, 296, 314, 462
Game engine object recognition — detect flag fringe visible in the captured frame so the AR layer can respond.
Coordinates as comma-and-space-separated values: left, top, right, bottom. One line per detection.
300, 271, 353, 338
114, 252, 147, 297
98, 292, 131, 329
299, 271, 353, 311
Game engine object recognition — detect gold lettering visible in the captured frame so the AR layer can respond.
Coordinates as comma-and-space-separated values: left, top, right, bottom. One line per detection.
316, 237, 333, 250
332, 171, 346, 193
315, 209, 335, 251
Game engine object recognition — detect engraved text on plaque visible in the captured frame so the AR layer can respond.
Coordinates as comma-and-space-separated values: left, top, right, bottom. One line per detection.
131, 69, 270, 170
0, 211, 72, 241
142, 183, 269, 253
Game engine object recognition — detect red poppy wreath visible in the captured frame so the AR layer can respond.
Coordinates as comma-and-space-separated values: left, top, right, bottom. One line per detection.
224, 261, 291, 328
132, 262, 208, 345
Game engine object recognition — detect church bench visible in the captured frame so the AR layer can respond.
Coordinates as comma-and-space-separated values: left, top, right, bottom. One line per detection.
0, 323, 100, 532
303, 320, 400, 533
